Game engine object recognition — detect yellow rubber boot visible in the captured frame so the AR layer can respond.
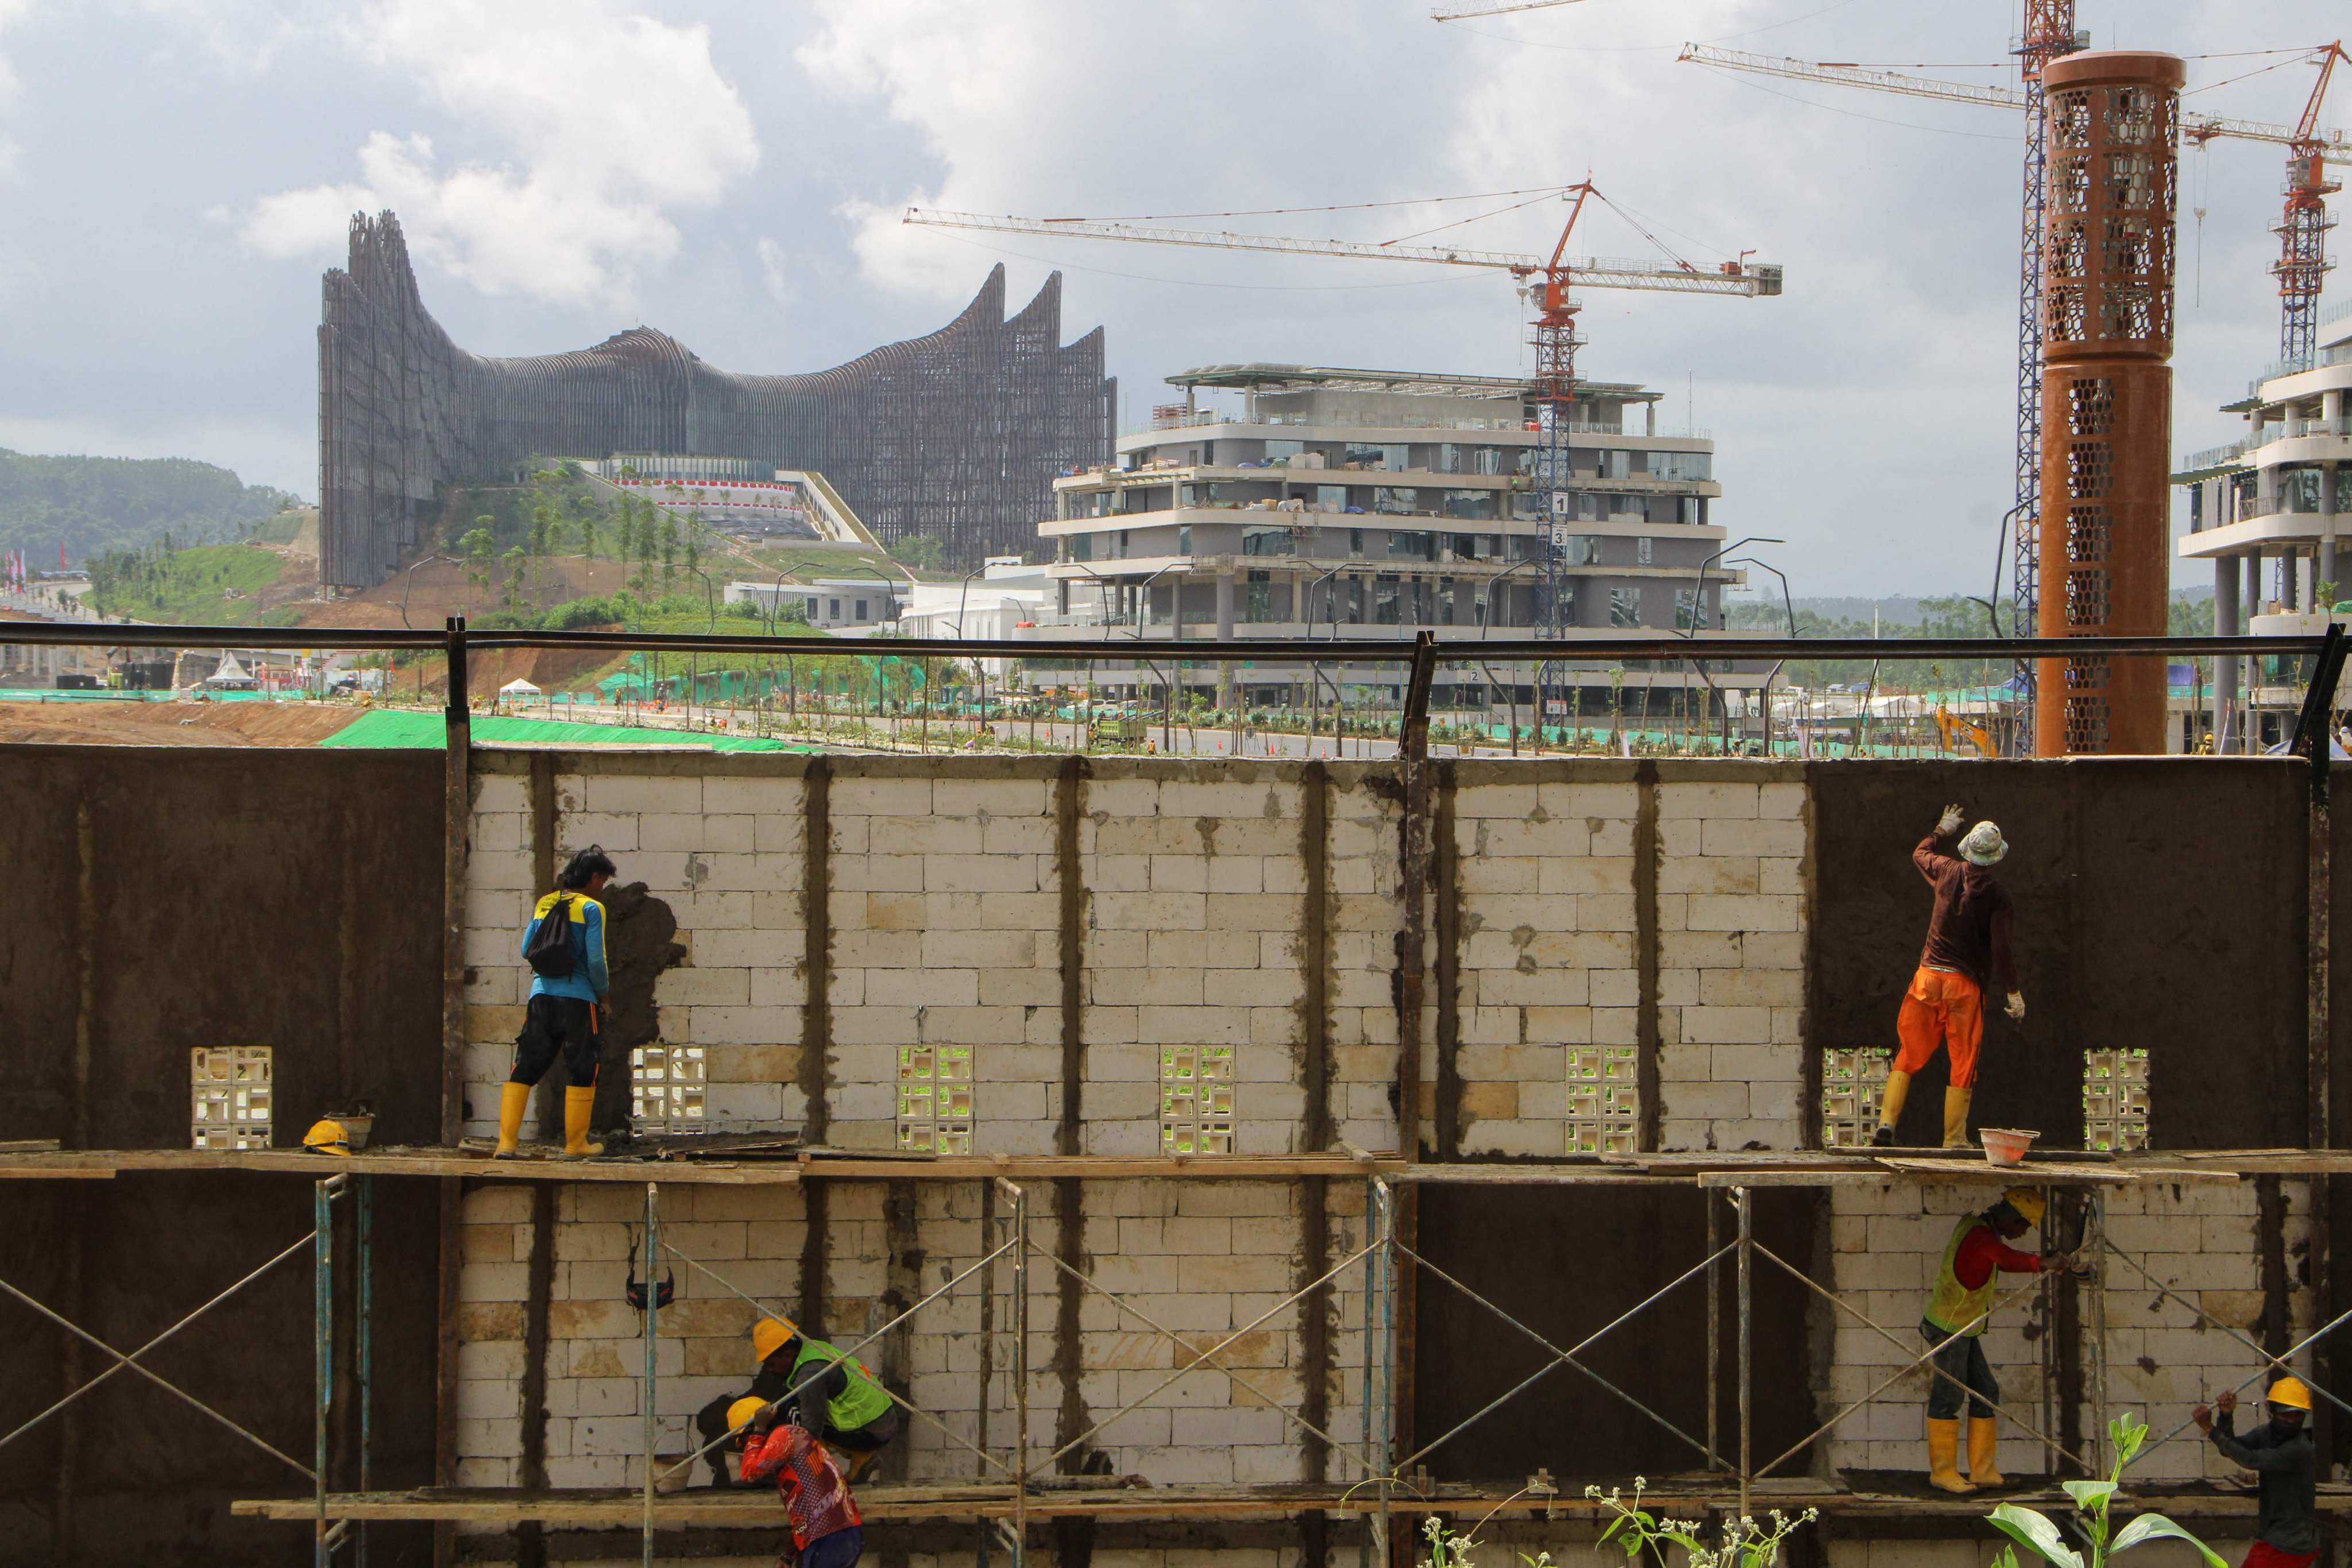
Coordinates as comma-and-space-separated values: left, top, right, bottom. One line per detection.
1926, 1416, 1975, 1494
1874, 1068, 1913, 1145
493, 1082, 531, 1158
1942, 1086, 1974, 1149
1968, 1416, 2005, 1487
563, 1084, 605, 1159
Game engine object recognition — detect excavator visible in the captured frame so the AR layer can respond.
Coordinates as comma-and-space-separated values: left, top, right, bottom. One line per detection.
1934, 704, 1998, 759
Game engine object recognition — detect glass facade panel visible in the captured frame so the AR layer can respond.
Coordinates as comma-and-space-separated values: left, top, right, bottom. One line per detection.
1388, 531, 1434, 561
1241, 527, 1294, 557
1610, 587, 1640, 627
1645, 450, 1713, 481
1443, 490, 1494, 520
1343, 442, 1409, 471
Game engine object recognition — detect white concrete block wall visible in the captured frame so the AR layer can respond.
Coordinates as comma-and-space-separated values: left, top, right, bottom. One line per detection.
1080, 770, 1319, 1157
1655, 777, 1808, 1152
1068, 1179, 1367, 1484
1327, 770, 1404, 1153
828, 771, 1062, 1153
462, 760, 810, 1140
461, 771, 536, 1139
1451, 777, 1636, 1157
2098, 1179, 2316, 1483
1823, 1180, 2309, 1486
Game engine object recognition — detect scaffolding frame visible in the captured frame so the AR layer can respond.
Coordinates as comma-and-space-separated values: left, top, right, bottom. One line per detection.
0, 1173, 374, 1568
0, 1155, 2312, 1551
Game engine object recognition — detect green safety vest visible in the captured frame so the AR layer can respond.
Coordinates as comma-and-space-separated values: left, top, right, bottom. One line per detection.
793, 1337, 894, 1432
1924, 1215, 1997, 1339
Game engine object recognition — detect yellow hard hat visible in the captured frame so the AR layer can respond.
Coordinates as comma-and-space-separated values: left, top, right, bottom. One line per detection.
751, 1316, 798, 1363
2002, 1187, 2047, 1226
2268, 1376, 2314, 1411
303, 1118, 352, 1156
727, 1396, 768, 1432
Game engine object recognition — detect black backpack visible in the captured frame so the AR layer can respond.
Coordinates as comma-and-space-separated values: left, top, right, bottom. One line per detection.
526, 894, 581, 978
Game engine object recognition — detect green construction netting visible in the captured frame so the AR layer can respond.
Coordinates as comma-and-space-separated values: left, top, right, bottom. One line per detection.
320, 709, 806, 752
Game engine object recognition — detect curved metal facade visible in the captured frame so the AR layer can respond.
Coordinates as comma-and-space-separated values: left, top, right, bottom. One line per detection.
319, 211, 1115, 586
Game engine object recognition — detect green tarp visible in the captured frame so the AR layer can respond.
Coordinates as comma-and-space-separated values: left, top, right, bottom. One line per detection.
319, 709, 805, 752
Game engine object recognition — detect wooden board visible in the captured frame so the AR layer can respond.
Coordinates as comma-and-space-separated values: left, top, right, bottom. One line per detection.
227, 1480, 2352, 1527
0, 1147, 1404, 1185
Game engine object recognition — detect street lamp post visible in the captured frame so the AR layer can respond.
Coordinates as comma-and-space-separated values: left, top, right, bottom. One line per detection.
1723, 554, 1798, 757
1478, 557, 1543, 754
1682, 535, 1783, 755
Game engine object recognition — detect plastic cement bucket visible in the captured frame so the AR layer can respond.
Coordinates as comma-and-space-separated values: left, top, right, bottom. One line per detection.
1979, 1127, 2038, 1167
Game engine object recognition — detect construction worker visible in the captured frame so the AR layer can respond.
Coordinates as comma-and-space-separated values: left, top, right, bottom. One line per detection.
1916, 1187, 2076, 1494
2195, 1380, 2319, 1568
697, 1317, 901, 1485
729, 1395, 866, 1568
1872, 803, 2021, 1149
495, 846, 616, 1159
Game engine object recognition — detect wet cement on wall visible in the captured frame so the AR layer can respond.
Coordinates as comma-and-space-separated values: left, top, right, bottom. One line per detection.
0, 745, 446, 1565
1806, 759, 2309, 1149
1412, 1183, 1822, 1482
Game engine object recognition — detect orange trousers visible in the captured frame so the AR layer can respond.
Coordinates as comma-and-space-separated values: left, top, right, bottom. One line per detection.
1894, 967, 1983, 1088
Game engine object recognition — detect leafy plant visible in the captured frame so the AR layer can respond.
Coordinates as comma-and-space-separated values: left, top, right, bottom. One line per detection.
1986, 1414, 2222, 1568
1584, 1480, 1817, 1568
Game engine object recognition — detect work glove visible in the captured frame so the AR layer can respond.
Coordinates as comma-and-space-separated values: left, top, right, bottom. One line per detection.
1937, 803, 1966, 836
751, 1401, 781, 1435
2005, 992, 2026, 1022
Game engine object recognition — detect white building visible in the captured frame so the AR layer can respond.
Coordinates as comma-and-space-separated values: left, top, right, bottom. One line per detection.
2175, 299, 2352, 743
1015, 363, 1758, 716
723, 576, 909, 632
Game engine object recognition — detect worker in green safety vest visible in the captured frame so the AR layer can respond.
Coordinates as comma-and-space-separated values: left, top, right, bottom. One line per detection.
696, 1315, 901, 1486
1918, 1185, 2085, 1496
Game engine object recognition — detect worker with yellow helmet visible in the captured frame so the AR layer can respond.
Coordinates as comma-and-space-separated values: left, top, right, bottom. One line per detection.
2195, 1377, 2319, 1567
693, 1315, 900, 1487
722, 1395, 865, 1568
1918, 1186, 2084, 1496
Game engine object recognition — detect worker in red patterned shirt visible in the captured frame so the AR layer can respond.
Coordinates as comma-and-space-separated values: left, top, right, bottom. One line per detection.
729, 1396, 865, 1568
1918, 1187, 2083, 1494
1874, 803, 2023, 1149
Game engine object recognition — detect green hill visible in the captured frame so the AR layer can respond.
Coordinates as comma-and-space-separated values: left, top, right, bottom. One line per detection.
0, 449, 301, 566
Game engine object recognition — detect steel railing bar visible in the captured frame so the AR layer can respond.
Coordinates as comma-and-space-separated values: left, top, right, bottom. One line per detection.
0, 1229, 320, 1469
1391, 1241, 1733, 1470
1041, 1234, 1379, 1465
0, 1262, 319, 1479
2131, 1296, 2352, 1462
1748, 1271, 2089, 1479
2105, 1247, 2352, 1423
1029, 1243, 1378, 1474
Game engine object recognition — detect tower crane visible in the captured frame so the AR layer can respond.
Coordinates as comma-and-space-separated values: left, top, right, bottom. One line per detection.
2269, 42, 2349, 365
903, 189, 1780, 667
1421, 0, 2079, 733
1683, 32, 2352, 740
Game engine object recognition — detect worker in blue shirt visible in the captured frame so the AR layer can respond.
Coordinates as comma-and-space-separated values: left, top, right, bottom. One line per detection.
497, 847, 616, 1158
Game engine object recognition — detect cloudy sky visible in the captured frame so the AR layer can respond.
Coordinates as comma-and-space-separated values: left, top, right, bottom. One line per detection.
0, 0, 2340, 594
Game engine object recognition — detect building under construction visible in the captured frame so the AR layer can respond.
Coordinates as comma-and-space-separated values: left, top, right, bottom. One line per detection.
4, 612, 2352, 1567
318, 212, 1115, 587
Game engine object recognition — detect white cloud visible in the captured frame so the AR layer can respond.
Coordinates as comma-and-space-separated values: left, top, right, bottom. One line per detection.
756, 235, 790, 308
0, 0, 34, 177
239, 0, 758, 308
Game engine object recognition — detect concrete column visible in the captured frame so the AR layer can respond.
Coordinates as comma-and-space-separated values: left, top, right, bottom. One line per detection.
1057, 579, 1069, 617
1215, 571, 1234, 639
2284, 550, 2300, 614
2215, 555, 2239, 742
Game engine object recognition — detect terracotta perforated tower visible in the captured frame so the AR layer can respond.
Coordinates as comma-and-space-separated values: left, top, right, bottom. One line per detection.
2033, 50, 2185, 757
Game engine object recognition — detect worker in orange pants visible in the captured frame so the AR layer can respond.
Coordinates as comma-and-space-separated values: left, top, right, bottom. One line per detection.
1874, 804, 2022, 1149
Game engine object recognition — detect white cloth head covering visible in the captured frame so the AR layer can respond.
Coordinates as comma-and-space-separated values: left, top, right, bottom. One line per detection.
1960, 820, 2008, 866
